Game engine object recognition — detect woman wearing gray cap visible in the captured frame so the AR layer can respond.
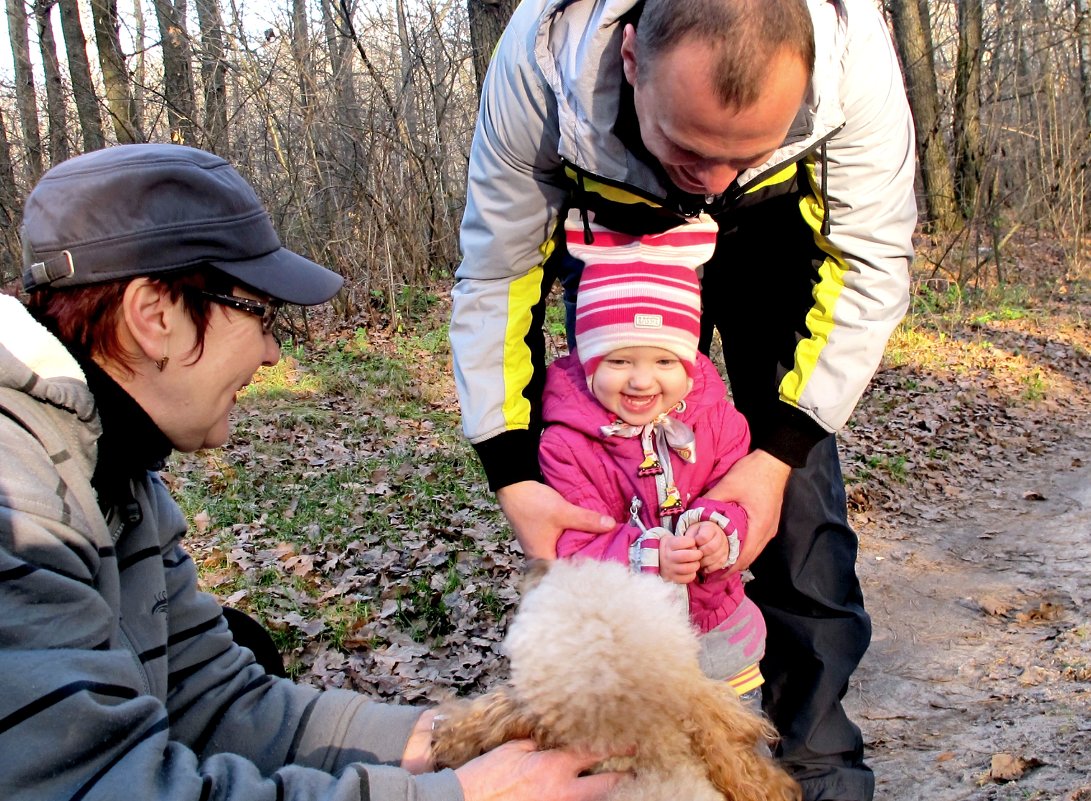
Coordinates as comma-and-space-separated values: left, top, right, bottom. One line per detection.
0, 144, 621, 801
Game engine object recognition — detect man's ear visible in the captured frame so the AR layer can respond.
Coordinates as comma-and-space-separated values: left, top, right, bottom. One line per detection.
119, 277, 175, 363
621, 23, 639, 87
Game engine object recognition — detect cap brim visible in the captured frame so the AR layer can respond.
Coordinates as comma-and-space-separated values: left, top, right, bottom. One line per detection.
211, 248, 343, 306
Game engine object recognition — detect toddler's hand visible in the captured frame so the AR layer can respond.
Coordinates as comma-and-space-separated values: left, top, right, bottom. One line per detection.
659, 534, 701, 584
691, 521, 730, 572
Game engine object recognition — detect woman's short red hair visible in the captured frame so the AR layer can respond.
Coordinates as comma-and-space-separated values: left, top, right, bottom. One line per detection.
27, 268, 235, 372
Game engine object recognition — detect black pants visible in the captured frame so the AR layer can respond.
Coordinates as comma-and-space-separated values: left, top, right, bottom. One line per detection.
746, 437, 872, 801
701, 176, 873, 801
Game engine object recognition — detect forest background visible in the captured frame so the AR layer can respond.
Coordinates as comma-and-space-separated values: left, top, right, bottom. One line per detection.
2, 0, 1091, 797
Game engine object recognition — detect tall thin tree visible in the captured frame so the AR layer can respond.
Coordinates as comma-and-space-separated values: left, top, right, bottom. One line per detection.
1076, 0, 1091, 129
467, 0, 514, 97
57, 0, 107, 151
195, 0, 229, 152
90, 0, 143, 142
34, 0, 70, 164
132, 0, 146, 131
153, 0, 199, 145
6, 0, 43, 179
0, 108, 20, 284
889, 0, 959, 229
953, 0, 982, 217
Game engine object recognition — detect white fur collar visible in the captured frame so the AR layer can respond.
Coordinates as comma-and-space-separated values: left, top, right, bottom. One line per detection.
0, 293, 85, 383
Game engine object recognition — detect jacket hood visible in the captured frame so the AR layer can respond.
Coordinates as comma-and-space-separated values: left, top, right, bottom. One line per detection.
0, 294, 101, 481
0, 295, 94, 416
542, 351, 729, 439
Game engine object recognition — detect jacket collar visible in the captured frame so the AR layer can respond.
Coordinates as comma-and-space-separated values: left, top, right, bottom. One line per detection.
75, 354, 172, 511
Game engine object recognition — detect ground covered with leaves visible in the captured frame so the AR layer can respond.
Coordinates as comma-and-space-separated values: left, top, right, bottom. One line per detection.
174, 244, 1091, 798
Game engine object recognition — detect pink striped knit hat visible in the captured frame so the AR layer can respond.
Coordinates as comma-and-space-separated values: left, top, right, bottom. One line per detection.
568, 209, 719, 377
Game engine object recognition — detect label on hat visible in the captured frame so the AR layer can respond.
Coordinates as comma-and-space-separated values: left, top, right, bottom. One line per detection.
633, 313, 663, 328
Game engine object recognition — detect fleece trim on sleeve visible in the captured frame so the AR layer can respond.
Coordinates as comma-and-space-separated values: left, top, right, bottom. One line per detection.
291, 691, 424, 771
473, 429, 545, 492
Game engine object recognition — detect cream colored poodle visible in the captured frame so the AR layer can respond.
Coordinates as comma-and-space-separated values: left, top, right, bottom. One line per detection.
431, 559, 801, 801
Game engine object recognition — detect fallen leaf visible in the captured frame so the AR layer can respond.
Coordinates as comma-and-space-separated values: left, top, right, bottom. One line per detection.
1016, 601, 1066, 623
1017, 665, 1050, 686
977, 595, 1011, 617
983, 753, 1044, 784
988, 753, 1028, 782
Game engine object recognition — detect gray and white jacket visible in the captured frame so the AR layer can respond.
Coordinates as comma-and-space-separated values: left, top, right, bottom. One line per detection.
450, 0, 917, 485
0, 295, 461, 801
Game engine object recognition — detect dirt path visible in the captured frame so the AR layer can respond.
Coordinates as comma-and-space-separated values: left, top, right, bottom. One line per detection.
847, 436, 1091, 799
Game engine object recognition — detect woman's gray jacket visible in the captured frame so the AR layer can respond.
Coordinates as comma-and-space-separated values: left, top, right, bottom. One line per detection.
0, 295, 461, 801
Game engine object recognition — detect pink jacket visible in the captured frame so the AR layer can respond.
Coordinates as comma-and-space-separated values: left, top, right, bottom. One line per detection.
540, 352, 751, 632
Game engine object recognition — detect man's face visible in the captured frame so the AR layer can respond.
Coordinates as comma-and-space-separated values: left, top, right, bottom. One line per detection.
621, 26, 809, 197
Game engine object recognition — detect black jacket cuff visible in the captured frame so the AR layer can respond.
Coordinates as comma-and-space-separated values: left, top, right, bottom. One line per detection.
473, 429, 544, 493
749, 404, 829, 469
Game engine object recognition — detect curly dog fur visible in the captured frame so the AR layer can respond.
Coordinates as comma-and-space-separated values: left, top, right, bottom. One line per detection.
431, 559, 800, 801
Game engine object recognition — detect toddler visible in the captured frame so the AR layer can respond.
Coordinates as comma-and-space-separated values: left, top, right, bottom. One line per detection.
539, 210, 766, 697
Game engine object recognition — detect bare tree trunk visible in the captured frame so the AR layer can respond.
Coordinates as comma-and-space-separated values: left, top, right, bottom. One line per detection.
0, 109, 17, 209
321, 0, 363, 161
90, 0, 143, 142
0, 109, 20, 286
6, 0, 43, 180
195, 0, 229, 152
888, 0, 959, 230
953, 0, 982, 217
291, 0, 313, 114
57, 0, 107, 152
467, 0, 514, 97
1028, 0, 1055, 98
153, 0, 199, 145
35, 0, 70, 164
1076, 0, 1091, 130
396, 0, 418, 141
133, 0, 146, 130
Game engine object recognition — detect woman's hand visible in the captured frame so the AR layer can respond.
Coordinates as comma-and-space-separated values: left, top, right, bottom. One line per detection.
401, 709, 437, 773
455, 740, 625, 801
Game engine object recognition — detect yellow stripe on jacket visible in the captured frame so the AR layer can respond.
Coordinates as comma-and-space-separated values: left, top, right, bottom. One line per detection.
779, 158, 850, 406
501, 235, 557, 428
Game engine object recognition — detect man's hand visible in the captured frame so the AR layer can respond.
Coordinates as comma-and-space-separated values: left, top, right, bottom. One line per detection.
455, 740, 625, 801
496, 481, 616, 559
705, 449, 792, 572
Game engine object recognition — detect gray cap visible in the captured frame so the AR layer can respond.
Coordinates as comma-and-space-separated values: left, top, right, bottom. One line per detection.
21, 143, 343, 305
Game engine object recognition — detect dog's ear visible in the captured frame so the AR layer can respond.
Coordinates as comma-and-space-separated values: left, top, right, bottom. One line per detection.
520, 558, 553, 593
688, 685, 802, 801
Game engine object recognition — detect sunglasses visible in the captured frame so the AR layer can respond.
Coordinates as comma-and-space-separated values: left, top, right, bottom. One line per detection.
197, 290, 283, 335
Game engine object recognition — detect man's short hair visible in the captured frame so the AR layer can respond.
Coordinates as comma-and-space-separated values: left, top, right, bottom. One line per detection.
636, 0, 815, 109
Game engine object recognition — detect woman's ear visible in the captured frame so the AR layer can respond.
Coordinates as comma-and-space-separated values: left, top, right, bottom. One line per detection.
118, 277, 176, 365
